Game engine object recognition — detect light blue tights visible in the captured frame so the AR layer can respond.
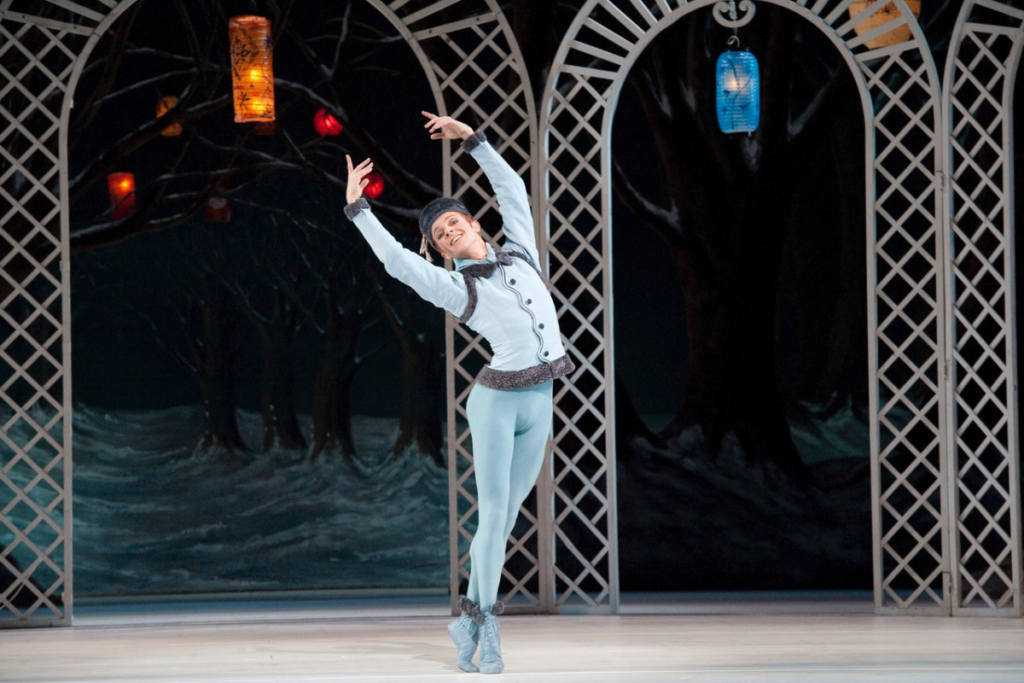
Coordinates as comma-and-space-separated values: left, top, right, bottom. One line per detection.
465, 379, 553, 611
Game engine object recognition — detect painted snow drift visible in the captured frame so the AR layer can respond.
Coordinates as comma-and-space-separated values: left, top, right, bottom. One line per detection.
1, 399, 877, 597
3, 405, 448, 597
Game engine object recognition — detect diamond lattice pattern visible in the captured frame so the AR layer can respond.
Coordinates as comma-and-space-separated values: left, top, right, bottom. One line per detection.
857, 46, 946, 611
398, 2, 544, 609
947, 19, 1022, 613
0, 18, 77, 623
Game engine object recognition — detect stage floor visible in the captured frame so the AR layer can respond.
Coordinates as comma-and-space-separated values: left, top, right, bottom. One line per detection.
2, 593, 1023, 682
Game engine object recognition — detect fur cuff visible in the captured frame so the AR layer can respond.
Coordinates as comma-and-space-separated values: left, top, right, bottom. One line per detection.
458, 595, 485, 625
344, 197, 369, 221
461, 129, 487, 152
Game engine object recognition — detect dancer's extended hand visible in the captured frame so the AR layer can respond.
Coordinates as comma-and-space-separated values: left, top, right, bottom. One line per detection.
422, 111, 474, 140
346, 155, 373, 204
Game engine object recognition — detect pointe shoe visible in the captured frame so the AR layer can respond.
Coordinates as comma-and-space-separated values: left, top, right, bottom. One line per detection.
477, 602, 504, 674
448, 596, 482, 672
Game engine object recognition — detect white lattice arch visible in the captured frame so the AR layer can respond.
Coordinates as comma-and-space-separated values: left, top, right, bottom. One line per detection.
942, 0, 1024, 617
540, 0, 948, 614
0, 0, 540, 626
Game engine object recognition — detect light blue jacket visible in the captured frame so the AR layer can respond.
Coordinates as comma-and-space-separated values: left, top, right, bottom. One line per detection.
345, 133, 569, 383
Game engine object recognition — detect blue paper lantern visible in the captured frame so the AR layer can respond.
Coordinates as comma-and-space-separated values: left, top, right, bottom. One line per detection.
716, 51, 760, 134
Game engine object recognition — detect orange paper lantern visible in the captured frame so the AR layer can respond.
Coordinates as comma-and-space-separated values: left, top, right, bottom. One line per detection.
363, 172, 384, 200
108, 173, 136, 220
848, 0, 921, 49
156, 96, 182, 137
313, 109, 343, 136
229, 15, 275, 122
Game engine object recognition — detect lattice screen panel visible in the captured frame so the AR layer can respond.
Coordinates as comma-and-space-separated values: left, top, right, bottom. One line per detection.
365, 0, 543, 613
541, 0, 945, 613
942, 0, 1024, 616
0, 0, 107, 625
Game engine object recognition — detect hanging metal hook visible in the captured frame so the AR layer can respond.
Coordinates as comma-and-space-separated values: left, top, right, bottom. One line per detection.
713, 0, 757, 29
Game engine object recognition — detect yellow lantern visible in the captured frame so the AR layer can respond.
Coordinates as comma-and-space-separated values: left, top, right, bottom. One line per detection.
848, 0, 922, 49
229, 15, 275, 122
156, 96, 182, 137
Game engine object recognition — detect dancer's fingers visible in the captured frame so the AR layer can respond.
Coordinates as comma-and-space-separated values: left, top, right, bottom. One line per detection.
346, 155, 353, 174
428, 116, 451, 132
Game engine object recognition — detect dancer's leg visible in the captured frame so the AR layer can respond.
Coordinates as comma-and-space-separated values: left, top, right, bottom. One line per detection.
465, 384, 516, 609
502, 381, 553, 540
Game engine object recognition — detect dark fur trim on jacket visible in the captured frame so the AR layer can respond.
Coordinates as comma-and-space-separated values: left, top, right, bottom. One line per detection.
459, 275, 479, 323
477, 354, 575, 390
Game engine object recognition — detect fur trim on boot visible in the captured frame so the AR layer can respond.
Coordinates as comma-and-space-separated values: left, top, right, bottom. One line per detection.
458, 596, 486, 625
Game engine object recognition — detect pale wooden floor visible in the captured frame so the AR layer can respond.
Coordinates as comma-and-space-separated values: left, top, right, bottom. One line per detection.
3, 595, 1023, 682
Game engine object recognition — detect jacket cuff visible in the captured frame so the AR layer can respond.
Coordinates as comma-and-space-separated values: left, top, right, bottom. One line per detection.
344, 197, 370, 221
461, 129, 487, 152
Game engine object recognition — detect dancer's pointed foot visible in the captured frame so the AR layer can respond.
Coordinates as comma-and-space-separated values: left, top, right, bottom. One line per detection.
477, 602, 504, 674
448, 596, 482, 672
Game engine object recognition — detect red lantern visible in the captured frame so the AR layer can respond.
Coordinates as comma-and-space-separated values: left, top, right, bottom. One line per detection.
205, 196, 231, 223
205, 179, 231, 222
107, 173, 136, 220
363, 171, 384, 200
313, 109, 343, 136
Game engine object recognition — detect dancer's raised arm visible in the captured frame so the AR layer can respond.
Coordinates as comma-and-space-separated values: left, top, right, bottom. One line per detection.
343, 155, 469, 317
422, 112, 539, 266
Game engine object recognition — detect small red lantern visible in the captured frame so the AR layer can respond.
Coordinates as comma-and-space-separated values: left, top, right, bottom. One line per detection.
313, 109, 343, 136
204, 196, 231, 223
205, 179, 231, 222
363, 171, 384, 200
107, 172, 136, 220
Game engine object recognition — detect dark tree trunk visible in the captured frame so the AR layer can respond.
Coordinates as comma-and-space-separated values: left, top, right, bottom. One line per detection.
310, 292, 358, 460
395, 333, 444, 466
820, 108, 868, 409
665, 183, 808, 483
615, 371, 663, 464
197, 287, 245, 453
258, 290, 305, 451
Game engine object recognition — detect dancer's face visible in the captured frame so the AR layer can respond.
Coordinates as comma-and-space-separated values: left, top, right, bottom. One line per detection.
431, 211, 484, 260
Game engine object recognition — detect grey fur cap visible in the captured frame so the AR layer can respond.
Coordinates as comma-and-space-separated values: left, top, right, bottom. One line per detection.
419, 197, 471, 240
